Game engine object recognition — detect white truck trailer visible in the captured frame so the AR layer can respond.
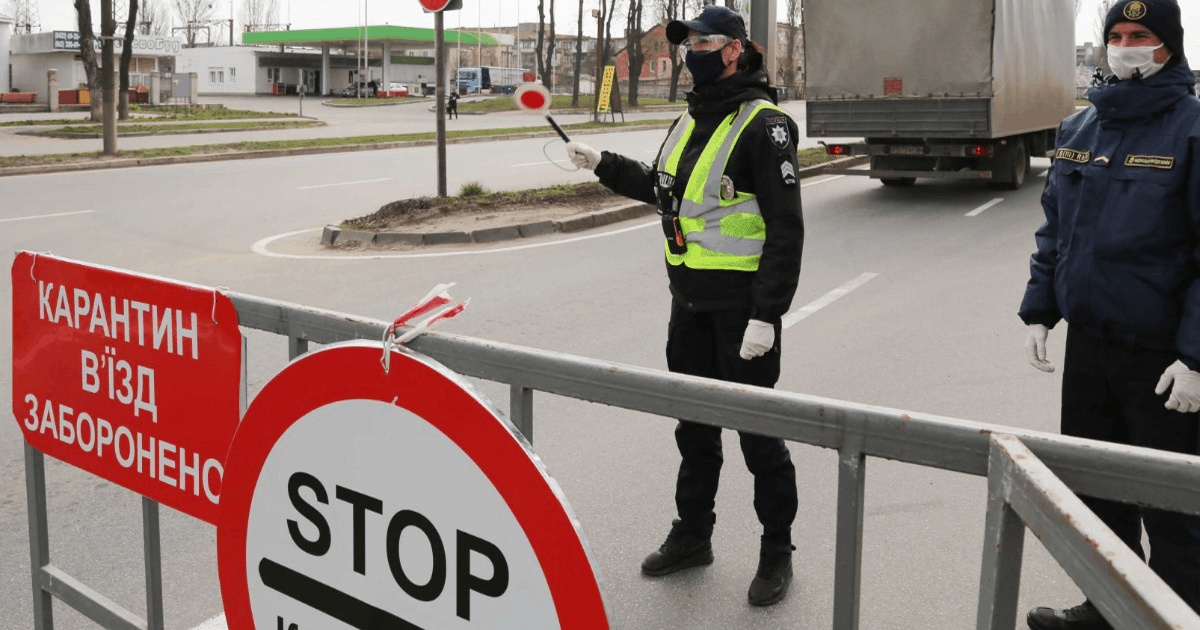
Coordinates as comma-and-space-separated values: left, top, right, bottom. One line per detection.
804, 0, 1076, 189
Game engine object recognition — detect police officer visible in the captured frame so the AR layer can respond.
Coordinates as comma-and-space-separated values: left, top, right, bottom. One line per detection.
565, 5, 803, 607
1020, 1, 1200, 628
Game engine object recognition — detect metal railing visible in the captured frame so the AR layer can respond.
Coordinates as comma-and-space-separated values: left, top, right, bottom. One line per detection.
23, 290, 1200, 629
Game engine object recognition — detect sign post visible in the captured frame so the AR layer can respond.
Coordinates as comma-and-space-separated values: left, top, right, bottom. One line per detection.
10, 252, 243, 525
217, 342, 610, 629
419, 0, 462, 197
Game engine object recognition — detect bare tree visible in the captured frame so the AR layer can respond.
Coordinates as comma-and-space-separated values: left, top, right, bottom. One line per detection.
172, 0, 214, 47
74, 0, 102, 122
663, 0, 684, 101
625, 0, 644, 106
536, 0, 557, 91
783, 0, 798, 90
118, 0, 139, 119
1094, 0, 1117, 70
140, 0, 172, 35
571, 0, 584, 106
241, 0, 278, 32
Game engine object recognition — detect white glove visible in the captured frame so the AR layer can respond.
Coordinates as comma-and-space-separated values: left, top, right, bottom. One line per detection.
566, 141, 601, 170
1025, 324, 1054, 373
1155, 360, 1200, 413
739, 319, 775, 360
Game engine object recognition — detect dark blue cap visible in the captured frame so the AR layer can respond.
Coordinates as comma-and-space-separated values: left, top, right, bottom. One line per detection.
666, 6, 748, 46
1104, 0, 1184, 57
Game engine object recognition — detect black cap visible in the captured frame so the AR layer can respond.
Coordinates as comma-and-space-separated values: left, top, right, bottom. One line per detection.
666, 5, 748, 46
1104, 0, 1184, 58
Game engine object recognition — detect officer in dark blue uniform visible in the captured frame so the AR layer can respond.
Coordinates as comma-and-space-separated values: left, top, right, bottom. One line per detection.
1020, 1, 1200, 628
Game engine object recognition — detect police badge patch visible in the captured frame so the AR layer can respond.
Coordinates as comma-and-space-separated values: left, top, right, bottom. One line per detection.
766, 118, 790, 149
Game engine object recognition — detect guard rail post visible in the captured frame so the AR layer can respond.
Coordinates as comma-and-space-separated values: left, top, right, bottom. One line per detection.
832, 435, 867, 630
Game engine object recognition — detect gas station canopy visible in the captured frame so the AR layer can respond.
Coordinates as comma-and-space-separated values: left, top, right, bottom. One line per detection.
242, 25, 505, 50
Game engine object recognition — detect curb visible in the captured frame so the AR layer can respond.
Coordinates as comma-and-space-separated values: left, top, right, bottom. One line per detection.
0, 123, 675, 178
320, 154, 868, 249
322, 201, 657, 248
24, 120, 325, 139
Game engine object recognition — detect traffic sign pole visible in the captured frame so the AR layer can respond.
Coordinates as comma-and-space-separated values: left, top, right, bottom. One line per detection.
435, 11, 446, 197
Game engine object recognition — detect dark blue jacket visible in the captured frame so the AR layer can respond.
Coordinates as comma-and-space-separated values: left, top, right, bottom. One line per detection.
1019, 61, 1200, 371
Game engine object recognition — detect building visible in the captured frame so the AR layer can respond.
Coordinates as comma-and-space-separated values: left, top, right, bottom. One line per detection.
1, 12, 13, 93
1076, 42, 1102, 68
9, 30, 182, 102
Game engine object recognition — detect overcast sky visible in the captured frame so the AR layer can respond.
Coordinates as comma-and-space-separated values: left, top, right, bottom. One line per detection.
23, 0, 1200, 63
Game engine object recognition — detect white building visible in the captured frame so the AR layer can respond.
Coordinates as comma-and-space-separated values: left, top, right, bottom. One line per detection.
10, 31, 182, 101
0, 12, 13, 93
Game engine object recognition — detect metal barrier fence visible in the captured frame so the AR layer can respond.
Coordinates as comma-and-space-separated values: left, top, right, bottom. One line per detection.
23, 290, 1200, 629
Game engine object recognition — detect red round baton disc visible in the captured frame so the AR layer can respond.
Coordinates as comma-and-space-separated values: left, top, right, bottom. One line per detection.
513, 83, 551, 112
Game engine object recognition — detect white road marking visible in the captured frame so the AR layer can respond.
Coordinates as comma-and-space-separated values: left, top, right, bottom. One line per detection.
0, 209, 95, 224
801, 175, 844, 188
965, 198, 1004, 217
296, 177, 392, 190
783, 272, 878, 329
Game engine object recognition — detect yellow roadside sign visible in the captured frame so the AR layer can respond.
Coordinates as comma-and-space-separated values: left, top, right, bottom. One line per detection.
597, 66, 615, 113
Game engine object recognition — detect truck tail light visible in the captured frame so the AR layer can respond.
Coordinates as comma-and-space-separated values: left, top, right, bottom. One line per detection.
968, 145, 992, 157
826, 144, 852, 156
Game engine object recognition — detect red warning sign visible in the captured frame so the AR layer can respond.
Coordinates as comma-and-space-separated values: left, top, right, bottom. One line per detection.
10, 252, 242, 525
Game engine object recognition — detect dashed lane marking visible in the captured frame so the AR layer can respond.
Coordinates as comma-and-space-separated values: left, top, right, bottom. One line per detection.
0, 209, 95, 224
783, 272, 878, 329
296, 177, 392, 190
965, 198, 1004, 217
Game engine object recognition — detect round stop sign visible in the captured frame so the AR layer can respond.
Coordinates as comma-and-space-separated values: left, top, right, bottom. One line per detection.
513, 83, 552, 113
419, 0, 457, 12
217, 341, 610, 629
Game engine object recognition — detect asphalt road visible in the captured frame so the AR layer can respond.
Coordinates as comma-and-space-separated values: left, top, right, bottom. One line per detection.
0, 98, 1083, 630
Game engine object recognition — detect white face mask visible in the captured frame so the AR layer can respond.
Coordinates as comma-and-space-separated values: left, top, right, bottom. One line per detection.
1107, 43, 1167, 80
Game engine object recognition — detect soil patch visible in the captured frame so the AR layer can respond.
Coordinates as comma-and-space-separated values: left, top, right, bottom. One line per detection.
341, 181, 640, 234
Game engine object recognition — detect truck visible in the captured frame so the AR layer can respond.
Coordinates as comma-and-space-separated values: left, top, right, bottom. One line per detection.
456, 66, 533, 95
803, 0, 1076, 189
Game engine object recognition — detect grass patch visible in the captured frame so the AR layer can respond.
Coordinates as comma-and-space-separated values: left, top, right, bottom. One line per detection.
53, 120, 322, 134
459, 181, 488, 197
458, 94, 678, 113
129, 105, 300, 119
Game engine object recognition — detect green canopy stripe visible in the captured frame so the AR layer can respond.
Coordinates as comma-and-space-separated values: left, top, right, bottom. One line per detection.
242, 26, 499, 46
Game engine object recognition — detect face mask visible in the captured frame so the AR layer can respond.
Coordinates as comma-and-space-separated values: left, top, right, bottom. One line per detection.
686, 49, 730, 85
1107, 44, 1167, 80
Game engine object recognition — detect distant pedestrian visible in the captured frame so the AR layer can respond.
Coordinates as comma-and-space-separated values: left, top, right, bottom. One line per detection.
447, 91, 459, 119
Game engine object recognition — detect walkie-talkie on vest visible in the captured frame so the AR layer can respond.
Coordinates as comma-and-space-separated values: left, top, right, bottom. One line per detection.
656, 171, 687, 255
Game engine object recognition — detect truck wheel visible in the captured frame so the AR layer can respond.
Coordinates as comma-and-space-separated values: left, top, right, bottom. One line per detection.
988, 140, 1029, 190
880, 177, 916, 187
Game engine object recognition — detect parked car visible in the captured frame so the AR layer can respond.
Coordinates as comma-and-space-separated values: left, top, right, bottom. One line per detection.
338, 82, 377, 98
385, 83, 409, 97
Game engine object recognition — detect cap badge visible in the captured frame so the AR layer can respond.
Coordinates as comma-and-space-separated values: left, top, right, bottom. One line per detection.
1123, 1, 1147, 20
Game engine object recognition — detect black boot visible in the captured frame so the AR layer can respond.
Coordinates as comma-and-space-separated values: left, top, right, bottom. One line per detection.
1026, 600, 1112, 630
641, 527, 713, 576
747, 546, 793, 606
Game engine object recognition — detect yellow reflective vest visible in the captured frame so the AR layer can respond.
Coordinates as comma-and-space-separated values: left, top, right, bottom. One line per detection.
655, 98, 784, 271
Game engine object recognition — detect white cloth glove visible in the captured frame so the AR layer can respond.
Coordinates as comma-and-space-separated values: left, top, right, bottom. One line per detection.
1025, 324, 1054, 373
566, 141, 601, 170
1155, 360, 1200, 413
739, 319, 775, 360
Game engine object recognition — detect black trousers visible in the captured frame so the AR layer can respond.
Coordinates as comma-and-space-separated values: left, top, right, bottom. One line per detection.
665, 300, 798, 550
1062, 327, 1200, 611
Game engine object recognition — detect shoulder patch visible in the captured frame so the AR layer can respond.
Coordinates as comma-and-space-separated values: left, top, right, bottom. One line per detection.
1055, 148, 1091, 163
1124, 154, 1174, 169
780, 159, 796, 186
766, 120, 790, 149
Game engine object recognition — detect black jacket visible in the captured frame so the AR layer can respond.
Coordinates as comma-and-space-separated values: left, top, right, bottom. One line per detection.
1019, 61, 1200, 370
594, 60, 804, 322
